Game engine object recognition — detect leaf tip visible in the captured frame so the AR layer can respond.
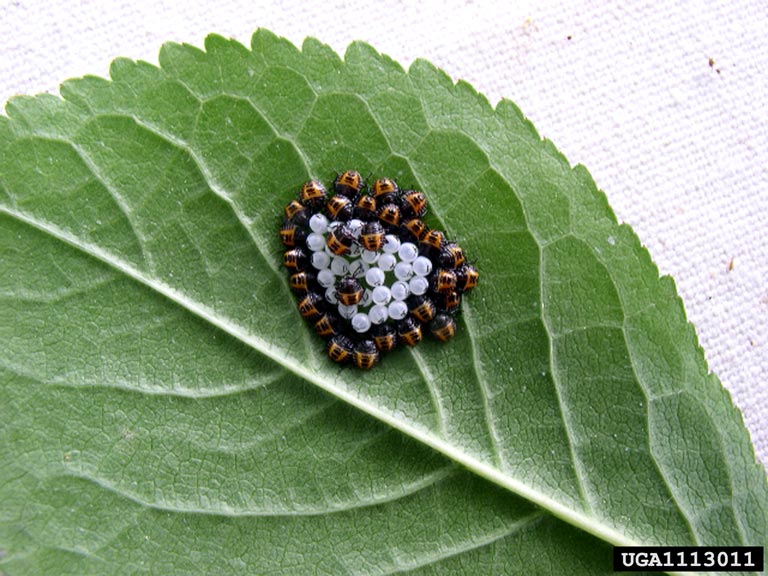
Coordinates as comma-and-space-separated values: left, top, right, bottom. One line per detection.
301, 35, 344, 66
344, 40, 387, 65
108, 56, 142, 82
250, 28, 302, 58
250, 27, 280, 48
454, 78, 491, 108
203, 33, 250, 57
408, 57, 452, 88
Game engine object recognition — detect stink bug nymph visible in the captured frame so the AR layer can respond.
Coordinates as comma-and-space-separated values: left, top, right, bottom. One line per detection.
327, 334, 355, 364
300, 180, 327, 208
360, 221, 385, 251
333, 171, 364, 199
353, 339, 380, 370
314, 312, 340, 339
435, 290, 461, 314
336, 277, 364, 306
298, 292, 325, 321
377, 203, 401, 227
400, 190, 427, 219
401, 218, 429, 242
354, 194, 378, 221
290, 271, 317, 293
408, 294, 437, 324
397, 317, 423, 347
431, 268, 458, 293
456, 264, 479, 292
438, 242, 466, 268
371, 177, 400, 205
326, 225, 355, 256
430, 313, 456, 342
284, 200, 309, 226
326, 195, 354, 222
371, 323, 397, 352
280, 220, 307, 248
283, 247, 309, 271
420, 229, 445, 253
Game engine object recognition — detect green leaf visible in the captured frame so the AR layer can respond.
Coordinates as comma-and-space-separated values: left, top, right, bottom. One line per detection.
1, 30, 765, 575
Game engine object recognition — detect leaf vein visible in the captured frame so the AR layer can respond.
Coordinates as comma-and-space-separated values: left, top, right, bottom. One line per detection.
382, 510, 546, 575
408, 347, 449, 437
460, 301, 506, 469
69, 140, 157, 273
539, 244, 594, 514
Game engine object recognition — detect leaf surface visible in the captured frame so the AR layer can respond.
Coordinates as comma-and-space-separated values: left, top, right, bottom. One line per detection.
1, 30, 766, 575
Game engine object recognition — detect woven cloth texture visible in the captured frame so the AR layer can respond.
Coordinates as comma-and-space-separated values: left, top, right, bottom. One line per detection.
2, 0, 765, 468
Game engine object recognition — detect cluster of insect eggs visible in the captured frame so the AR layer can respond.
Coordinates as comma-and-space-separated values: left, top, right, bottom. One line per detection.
280, 170, 478, 369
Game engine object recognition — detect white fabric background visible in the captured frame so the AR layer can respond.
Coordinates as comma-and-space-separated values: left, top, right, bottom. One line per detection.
1, 0, 766, 470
